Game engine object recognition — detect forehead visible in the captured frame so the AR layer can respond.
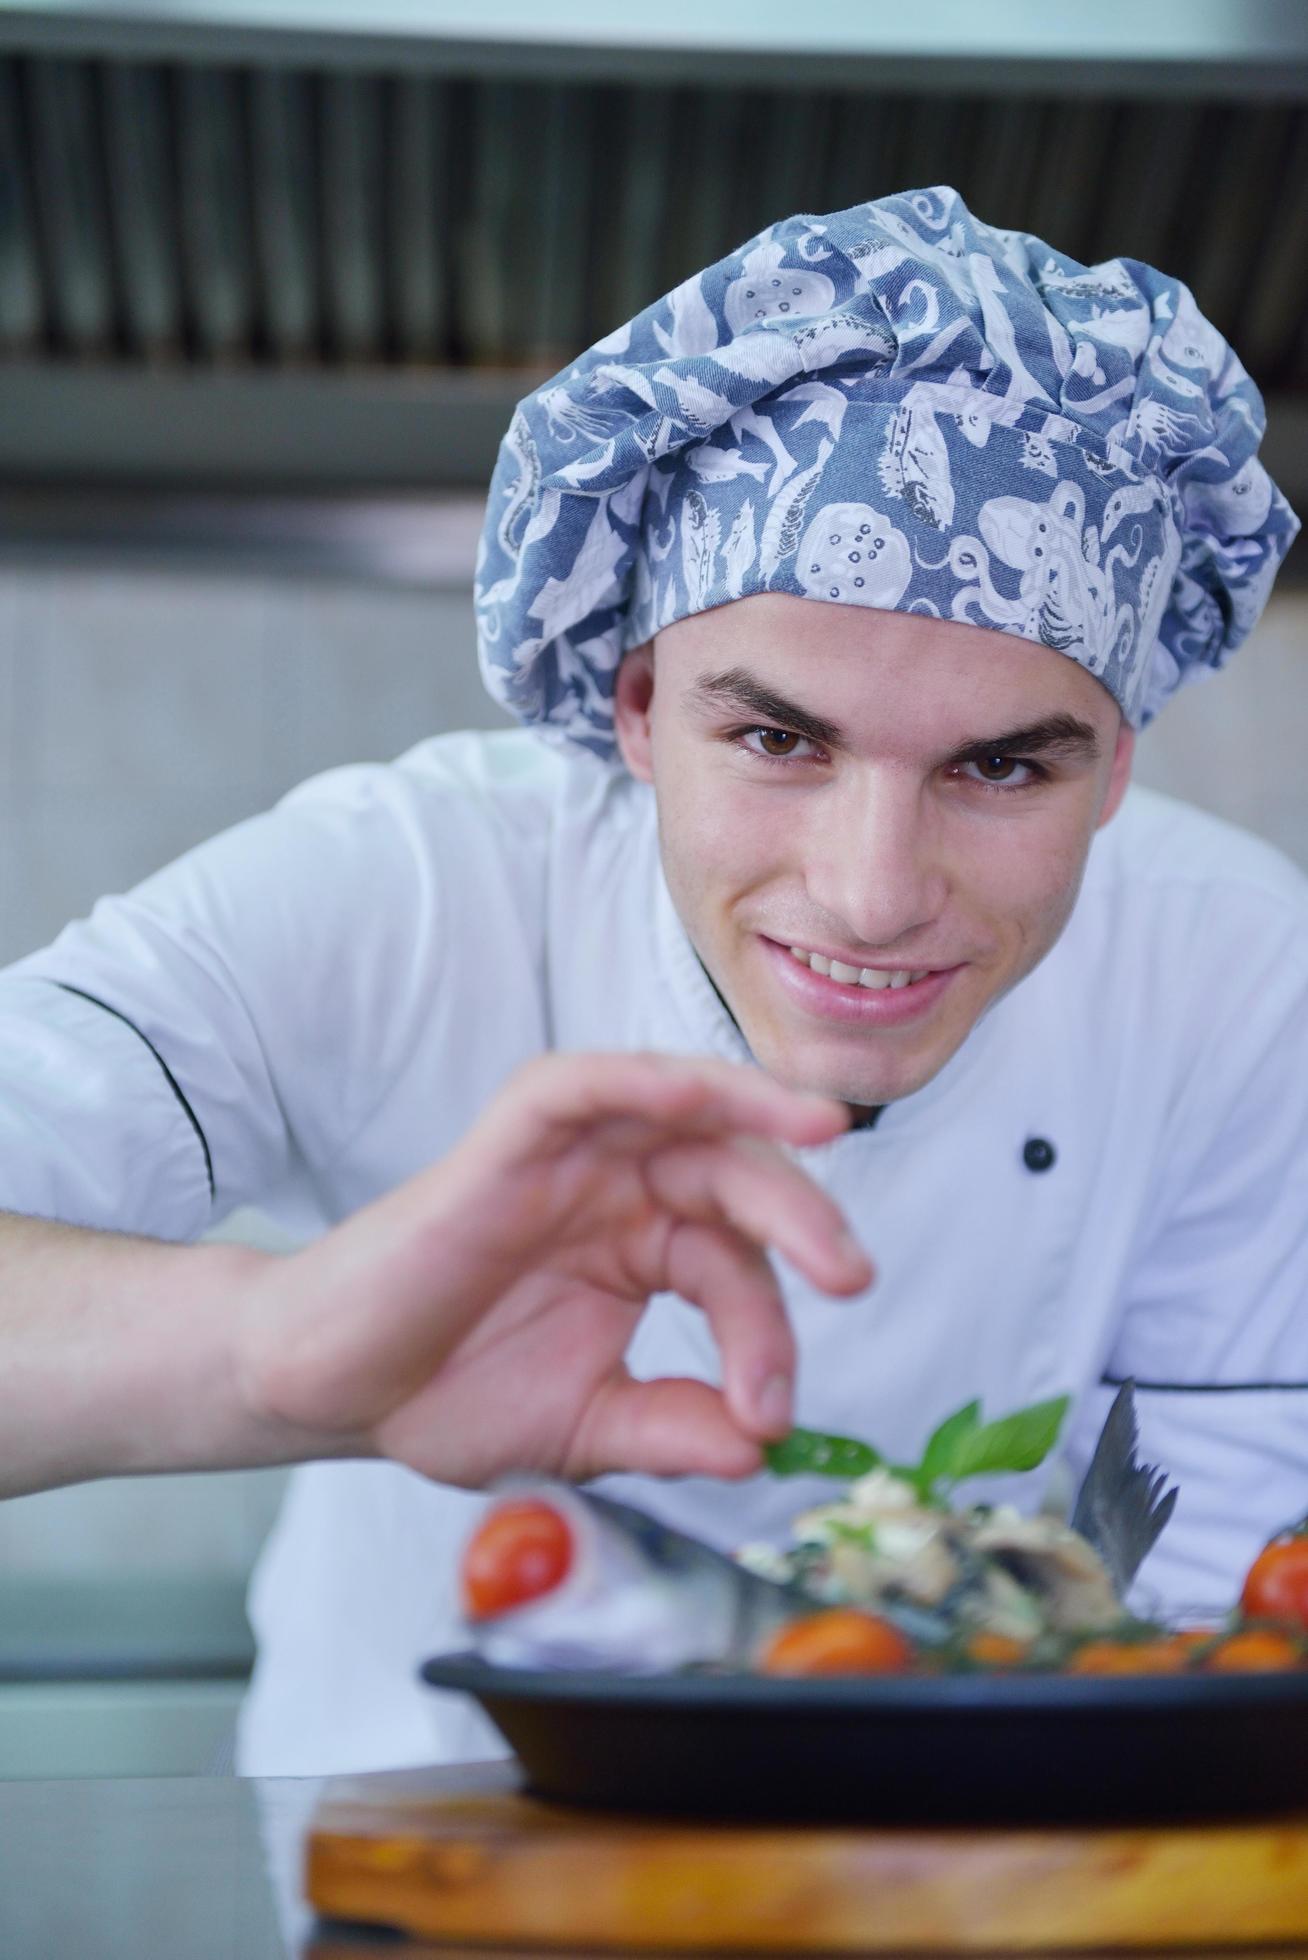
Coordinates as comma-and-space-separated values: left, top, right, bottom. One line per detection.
654, 593, 1117, 747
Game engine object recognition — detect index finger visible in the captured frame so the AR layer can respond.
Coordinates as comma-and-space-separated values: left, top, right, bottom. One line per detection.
503, 1051, 852, 1155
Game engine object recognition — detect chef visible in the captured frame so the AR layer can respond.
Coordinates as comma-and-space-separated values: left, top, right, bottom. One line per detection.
0, 188, 1303, 1776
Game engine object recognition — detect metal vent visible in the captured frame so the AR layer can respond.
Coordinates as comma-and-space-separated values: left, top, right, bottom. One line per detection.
3, 53, 1308, 391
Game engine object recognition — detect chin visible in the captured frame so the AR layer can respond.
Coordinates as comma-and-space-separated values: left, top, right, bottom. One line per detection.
826, 1055, 947, 1106
747, 1025, 957, 1108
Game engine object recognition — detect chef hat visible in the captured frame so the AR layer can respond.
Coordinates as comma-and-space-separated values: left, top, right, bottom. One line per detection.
475, 187, 1298, 757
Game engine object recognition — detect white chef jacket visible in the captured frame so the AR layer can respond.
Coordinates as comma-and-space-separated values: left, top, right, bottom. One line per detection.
1, 728, 1307, 1776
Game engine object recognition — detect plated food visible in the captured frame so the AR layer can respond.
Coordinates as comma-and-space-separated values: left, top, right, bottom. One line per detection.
457, 1386, 1308, 1678
427, 1386, 1308, 1820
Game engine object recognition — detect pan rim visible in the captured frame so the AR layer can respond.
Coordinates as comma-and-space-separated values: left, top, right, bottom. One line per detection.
421, 1647, 1308, 1713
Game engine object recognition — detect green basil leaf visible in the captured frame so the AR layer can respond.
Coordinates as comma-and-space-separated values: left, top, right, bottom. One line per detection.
763, 1427, 883, 1480
939, 1395, 1070, 1484
918, 1399, 982, 1489
824, 1518, 880, 1551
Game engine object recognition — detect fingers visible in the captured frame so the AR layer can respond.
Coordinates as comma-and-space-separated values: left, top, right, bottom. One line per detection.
661, 1222, 795, 1439
499, 1051, 852, 1157
646, 1134, 874, 1299
450, 1050, 870, 1307
569, 1374, 766, 1482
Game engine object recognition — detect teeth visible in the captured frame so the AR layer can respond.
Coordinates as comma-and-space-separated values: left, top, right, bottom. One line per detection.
787, 946, 931, 991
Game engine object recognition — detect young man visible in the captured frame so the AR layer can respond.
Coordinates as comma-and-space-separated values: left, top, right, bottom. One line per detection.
0, 189, 1302, 1775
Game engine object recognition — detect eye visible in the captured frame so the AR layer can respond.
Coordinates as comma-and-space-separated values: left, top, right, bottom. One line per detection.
738, 726, 819, 763
959, 754, 1041, 789
972, 754, 1022, 782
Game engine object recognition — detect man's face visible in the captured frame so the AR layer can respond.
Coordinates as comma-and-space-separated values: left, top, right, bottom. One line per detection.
614, 593, 1134, 1107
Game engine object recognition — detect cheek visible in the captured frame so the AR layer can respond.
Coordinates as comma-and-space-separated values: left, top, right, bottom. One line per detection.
654, 746, 785, 882
663, 795, 778, 911
654, 785, 801, 979
957, 809, 1093, 950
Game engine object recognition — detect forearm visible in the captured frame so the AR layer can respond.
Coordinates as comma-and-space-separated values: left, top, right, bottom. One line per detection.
0, 1212, 366, 1497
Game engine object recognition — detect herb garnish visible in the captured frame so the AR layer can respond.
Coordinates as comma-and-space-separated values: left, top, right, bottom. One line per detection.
764, 1394, 1070, 1505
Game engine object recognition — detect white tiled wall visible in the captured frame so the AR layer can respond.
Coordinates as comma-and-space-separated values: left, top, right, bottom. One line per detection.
1131, 593, 1308, 870
0, 565, 1304, 1584
0, 566, 510, 967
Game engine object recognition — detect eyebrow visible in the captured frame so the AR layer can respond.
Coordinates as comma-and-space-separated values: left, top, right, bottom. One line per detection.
689, 668, 1101, 766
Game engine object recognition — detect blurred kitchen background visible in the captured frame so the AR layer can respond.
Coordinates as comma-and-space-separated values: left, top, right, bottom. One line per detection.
1, 0, 1307, 1776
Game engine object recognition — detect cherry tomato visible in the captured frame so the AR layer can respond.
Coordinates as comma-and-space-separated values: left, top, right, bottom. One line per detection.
963, 1632, 1031, 1669
461, 1498, 574, 1621
1240, 1525, 1308, 1632
1203, 1627, 1306, 1674
759, 1609, 913, 1677
1171, 1627, 1219, 1651
1066, 1636, 1190, 1676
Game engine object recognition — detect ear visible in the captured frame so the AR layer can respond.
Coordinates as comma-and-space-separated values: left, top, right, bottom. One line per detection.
613, 642, 656, 783
1095, 718, 1135, 829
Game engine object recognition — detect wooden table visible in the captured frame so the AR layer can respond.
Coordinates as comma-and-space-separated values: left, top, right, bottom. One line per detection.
4, 1767, 1308, 1959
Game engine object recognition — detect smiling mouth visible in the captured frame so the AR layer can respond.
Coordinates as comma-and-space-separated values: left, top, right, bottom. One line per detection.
784, 946, 936, 992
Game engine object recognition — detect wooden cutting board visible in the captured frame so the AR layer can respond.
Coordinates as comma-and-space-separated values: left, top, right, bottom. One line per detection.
305, 1760, 1308, 1952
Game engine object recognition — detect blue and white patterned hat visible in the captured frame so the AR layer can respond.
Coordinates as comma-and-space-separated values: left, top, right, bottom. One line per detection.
475, 187, 1299, 757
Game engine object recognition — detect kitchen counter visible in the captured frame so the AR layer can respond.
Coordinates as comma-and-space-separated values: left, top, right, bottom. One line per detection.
9, 1765, 1308, 1959
0, 1773, 298, 1956
0, 1768, 547, 1956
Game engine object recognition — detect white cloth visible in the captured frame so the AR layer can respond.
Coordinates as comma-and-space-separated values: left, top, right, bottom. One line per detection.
1, 729, 1307, 1774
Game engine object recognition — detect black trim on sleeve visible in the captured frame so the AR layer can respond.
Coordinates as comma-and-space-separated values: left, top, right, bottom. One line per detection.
53, 983, 215, 1203
1102, 1373, 1308, 1393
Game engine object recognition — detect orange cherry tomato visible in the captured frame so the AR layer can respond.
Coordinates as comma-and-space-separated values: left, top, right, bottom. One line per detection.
759, 1609, 913, 1677
1203, 1627, 1306, 1674
1240, 1527, 1308, 1633
964, 1632, 1031, 1669
461, 1498, 574, 1621
1066, 1637, 1190, 1676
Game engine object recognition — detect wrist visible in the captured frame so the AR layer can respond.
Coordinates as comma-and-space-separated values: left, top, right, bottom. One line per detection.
120, 1239, 317, 1476
227, 1243, 380, 1467
0, 1216, 376, 1499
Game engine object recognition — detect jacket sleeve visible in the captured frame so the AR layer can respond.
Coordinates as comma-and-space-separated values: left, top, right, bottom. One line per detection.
0, 756, 454, 1241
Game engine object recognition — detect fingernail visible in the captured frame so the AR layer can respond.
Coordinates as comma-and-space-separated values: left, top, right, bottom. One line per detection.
755, 1373, 792, 1433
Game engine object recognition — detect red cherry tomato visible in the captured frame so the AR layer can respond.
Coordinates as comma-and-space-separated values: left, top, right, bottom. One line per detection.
461, 1498, 574, 1621
1241, 1525, 1308, 1632
1066, 1636, 1191, 1676
1204, 1627, 1306, 1673
759, 1609, 913, 1677
964, 1632, 1032, 1669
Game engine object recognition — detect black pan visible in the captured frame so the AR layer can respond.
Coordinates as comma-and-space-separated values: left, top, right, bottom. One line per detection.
422, 1651, 1308, 1823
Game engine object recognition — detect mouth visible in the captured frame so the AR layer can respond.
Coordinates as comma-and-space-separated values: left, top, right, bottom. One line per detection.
784, 946, 934, 992
760, 937, 962, 1027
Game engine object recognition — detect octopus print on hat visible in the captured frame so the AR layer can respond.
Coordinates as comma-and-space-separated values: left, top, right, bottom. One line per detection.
475, 187, 1299, 759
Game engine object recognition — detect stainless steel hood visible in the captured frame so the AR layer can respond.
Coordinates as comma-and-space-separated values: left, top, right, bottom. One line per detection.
1, 0, 1305, 549
6, 1, 1308, 92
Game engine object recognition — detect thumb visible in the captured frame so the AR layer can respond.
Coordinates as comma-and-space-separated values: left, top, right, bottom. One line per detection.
567, 1376, 766, 1482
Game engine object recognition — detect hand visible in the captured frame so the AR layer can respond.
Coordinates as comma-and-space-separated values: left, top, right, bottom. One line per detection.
237, 1052, 873, 1486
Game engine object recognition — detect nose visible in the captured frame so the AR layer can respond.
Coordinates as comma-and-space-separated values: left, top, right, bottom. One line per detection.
801, 769, 947, 952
